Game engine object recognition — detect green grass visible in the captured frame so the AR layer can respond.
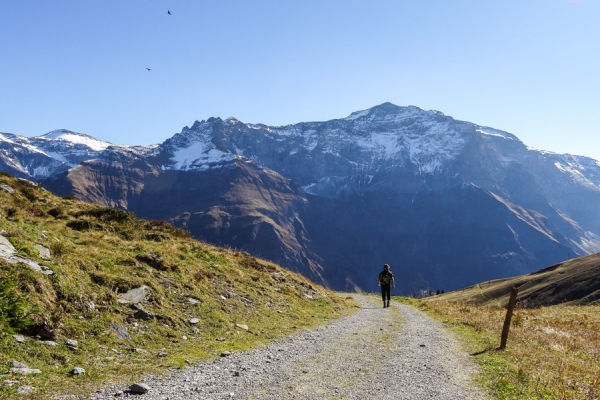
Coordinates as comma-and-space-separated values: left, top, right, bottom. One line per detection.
0, 175, 359, 399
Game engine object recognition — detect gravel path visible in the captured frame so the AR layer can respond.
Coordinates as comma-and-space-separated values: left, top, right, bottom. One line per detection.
90, 295, 489, 399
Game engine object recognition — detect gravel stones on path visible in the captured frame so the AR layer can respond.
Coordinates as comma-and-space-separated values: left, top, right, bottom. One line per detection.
90, 295, 488, 399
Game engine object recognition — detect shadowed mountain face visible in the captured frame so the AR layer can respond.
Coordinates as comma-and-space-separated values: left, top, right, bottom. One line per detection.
6, 104, 600, 292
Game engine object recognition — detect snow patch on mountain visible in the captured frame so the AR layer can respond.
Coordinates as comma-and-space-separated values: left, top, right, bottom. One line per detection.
345, 109, 370, 121
38, 130, 111, 152
42, 151, 73, 165
0, 133, 16, 145
554, 160, 600, 191
401, 123, 465, 173
476, 128, 517, 140
0, 150, 28, 175
19, 142, 48, 156
169, 142, 235, 171
32, 166, 52, 178
575, 231, 600, 254
354, 132, 398, 157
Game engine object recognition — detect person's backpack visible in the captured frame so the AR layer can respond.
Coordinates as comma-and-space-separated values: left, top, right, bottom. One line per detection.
380, 271, 391, 285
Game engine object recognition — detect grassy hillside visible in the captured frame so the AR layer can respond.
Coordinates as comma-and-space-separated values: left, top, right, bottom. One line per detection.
427, 252, 600, 308
0, 174, 358, 399
403, 253, 600, 399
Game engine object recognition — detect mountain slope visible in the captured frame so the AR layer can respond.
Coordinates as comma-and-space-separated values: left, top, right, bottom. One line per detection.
5, 103, 600, 292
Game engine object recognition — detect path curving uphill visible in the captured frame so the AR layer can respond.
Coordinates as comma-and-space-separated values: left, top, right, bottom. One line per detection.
91, 295, 489, 399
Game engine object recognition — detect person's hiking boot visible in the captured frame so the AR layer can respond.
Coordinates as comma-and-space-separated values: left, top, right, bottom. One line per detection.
383, 301, 386, 308
386, 300, 390, 308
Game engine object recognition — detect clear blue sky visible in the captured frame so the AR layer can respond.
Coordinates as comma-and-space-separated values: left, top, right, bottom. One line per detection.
1, 1, 599, 160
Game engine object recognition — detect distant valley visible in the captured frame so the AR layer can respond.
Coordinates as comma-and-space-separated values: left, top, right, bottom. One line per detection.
2, 103, 600, 293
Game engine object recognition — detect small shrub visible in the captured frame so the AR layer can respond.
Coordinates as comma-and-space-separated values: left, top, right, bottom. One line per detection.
115, 257, 137, 266
66, 220, 95, 231
144, 233, 167, 242
19, 187, 38, 202
28, 205, 46, 217
89, 272, 142, 293
73, 207, 135, 223
6, 207, 17, 219
49, 241, 67, 256
2, 228, 21, 237
47, 207, 64, 218
144, 219, 191, 239
194, 269, 216, 281
136, 253, 169, 271
0, 273, 32, 332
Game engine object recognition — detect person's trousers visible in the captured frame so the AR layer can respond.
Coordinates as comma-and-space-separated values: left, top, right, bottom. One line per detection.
381, 284, 391, 301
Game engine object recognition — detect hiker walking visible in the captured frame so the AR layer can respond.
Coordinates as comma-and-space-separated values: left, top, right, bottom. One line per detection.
377, 264, 395, 308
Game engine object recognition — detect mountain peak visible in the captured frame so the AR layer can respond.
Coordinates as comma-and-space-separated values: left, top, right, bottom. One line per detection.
41, 129, 89, 139
36, 129, 112, 152
371, 102, 403, 112
345, 103, 445, 121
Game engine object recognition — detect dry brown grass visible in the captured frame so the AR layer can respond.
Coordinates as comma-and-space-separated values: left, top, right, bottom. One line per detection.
411, 298, 600, 399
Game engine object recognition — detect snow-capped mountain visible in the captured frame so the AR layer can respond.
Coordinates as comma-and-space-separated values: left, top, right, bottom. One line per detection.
146, 103, 600, 254
0, 129, 155, 180
4, 103, 600, 292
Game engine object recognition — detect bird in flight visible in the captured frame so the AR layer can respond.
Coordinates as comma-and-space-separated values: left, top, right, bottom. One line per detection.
167, 10, 171, 15
146, 68, 151, 71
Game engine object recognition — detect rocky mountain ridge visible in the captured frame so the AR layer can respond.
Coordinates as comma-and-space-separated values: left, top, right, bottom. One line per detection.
2, 103, 600, 292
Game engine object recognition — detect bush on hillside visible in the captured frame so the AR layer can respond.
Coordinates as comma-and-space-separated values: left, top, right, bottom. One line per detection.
0, 264, 33, 332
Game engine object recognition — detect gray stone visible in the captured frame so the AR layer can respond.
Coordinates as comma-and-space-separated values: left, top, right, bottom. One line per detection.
10, 367, 41, 375
34, 244, 51, 259
0, 235, 54, 275
3, 380, 18, 387
220, 351, 232, 357
70, 367, 86, 375
0, 184, 15, 194
129, 383, 150, 394
13, 335, 25, 344
42, 340, 58, 346
111, 322, 131, 340
11, 361, 28, 368
235, 323, 249, 331
0, 235, 19, 258
17, 385, 35, 394
157, 351, 168, 357
189, 317, 199, 324
117, 286, 152, 304
65, 339, 78, 350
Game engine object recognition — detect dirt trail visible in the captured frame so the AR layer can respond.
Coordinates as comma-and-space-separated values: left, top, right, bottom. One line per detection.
91, 295, 489, 399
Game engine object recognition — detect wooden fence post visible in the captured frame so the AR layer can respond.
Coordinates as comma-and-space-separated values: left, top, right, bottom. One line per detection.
499, 287, 519, 350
